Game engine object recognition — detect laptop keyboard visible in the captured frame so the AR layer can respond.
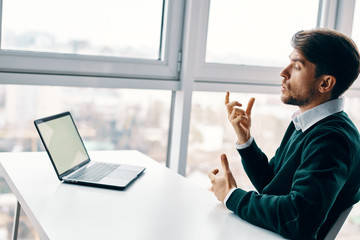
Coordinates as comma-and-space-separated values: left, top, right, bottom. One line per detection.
69, 162, 119, 182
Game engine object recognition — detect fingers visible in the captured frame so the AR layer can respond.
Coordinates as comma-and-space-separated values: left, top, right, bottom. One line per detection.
226, 92, 242, 115
245, 97, 255, 115
208, 168, 219, 180
227, 101, 243, 116
220, 154, 231, 173
208, 155, 231, 179
225, 92, 254, 117
225, 91, 229, 105
230, 108, 249, 126
208, 154, 237, 201
229, 107, 237, 121
227, 101, 242, 109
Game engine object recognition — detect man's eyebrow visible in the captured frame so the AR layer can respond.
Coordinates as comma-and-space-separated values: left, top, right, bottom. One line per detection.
289, 55, 305, 65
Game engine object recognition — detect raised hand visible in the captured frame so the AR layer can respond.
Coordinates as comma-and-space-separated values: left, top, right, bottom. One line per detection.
225, 92, 255, 144
208, 154, 237, 202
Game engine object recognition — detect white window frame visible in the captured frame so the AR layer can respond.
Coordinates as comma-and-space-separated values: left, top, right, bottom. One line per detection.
0, 0, 184, 89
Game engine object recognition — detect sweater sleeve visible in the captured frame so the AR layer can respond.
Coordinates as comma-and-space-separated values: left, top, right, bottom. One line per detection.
227, 129, 353, 240
237, 139, 274, 192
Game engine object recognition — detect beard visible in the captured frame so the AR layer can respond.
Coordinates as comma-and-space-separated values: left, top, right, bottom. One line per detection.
281, 87, 316, 107
281, 95, 311, 106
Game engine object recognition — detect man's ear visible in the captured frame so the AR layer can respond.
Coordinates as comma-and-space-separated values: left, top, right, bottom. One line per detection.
318, 75, 336, 94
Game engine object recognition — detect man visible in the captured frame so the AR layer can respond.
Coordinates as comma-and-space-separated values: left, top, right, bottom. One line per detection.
208, 29, 360, 240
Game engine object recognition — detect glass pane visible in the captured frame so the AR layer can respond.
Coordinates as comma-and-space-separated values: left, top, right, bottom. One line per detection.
1, 0, 165, 59
206, 0, 319, 67
187, 91, 360, 239
0, 85, 171, 161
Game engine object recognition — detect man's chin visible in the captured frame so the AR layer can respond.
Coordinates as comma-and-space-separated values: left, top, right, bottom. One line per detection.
281, 95, 296, 106
281, 95, 288, 104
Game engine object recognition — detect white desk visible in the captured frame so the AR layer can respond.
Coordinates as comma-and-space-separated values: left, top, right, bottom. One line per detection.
0, 151, 284, 240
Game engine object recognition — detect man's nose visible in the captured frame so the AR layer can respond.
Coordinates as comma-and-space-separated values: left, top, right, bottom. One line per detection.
280, 66, 290, 80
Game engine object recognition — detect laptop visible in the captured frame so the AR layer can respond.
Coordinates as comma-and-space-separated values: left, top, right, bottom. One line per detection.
34, 111, 145, 190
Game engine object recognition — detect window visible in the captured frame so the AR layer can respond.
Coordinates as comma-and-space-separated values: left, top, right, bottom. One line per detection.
206, 0, 320, 67
2, 0, 165, 60
0, 85, 171, 162
0, 0, 183, 81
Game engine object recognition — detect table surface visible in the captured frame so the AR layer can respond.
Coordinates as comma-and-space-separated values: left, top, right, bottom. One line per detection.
0, 150, 284, 240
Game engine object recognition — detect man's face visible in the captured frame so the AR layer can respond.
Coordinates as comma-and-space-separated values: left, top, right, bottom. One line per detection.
280, 49, 320, 109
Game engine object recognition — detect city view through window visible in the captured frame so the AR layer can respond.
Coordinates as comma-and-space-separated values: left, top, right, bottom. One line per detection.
1, 0, 165, 59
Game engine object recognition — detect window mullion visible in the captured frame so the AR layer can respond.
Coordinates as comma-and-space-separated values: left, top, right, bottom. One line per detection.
167, 0, 210, 175
335, 0, 356, 36
319, 0, 339, 29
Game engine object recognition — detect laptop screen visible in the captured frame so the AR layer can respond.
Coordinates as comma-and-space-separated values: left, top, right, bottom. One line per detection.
35, 113, 89, 175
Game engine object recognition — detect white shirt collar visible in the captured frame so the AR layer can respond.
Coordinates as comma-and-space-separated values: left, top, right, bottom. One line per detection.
292, 97, 345, 132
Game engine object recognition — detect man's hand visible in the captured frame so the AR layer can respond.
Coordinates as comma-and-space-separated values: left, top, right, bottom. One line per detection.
208, 154, 237, 203
225, 91, 255, 144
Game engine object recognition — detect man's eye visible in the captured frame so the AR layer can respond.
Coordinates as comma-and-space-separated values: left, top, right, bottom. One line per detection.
294, 66, 301, 70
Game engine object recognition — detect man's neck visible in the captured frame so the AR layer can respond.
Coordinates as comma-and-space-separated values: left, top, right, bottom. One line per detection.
298, 96, 333, 113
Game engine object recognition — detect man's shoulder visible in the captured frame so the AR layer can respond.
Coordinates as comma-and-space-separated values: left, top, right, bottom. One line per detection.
313, 111, 357, 132
307, 111, 360, 147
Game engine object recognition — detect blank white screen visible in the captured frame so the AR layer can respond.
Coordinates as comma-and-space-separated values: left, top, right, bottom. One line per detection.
37, 115, 88, 175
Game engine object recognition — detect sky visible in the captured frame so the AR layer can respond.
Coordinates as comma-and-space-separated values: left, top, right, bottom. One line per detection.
2, 0, 163, 47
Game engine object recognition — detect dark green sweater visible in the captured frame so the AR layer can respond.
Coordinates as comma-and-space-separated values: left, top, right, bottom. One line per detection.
226, 112, 360, 240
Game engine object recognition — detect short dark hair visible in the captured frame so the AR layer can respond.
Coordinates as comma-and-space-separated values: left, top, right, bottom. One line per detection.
291, 29, 360, 99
